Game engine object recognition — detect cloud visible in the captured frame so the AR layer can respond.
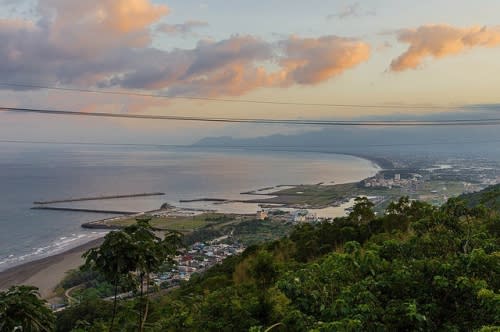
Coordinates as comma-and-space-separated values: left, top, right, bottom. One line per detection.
103, 35, 275, 96
390, 24, 500, 71
156, 20, 208, 37
107, 35, 371, 96
0, 0, 169, 86
326, 3, 375, 20
279, 36, 371, 84
38, 0, 169, 55
40, 0, 168, 33
0, 0, 371, 101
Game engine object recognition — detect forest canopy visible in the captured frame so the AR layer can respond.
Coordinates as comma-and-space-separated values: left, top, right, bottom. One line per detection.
16, 186, 500, 331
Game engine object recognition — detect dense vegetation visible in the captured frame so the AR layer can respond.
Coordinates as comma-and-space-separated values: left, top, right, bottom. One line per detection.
2, 189, 499, 331
0, 285, 55, 331
460, 184, 500, 210
53, 193, 500, 331
183, 217, 293, 246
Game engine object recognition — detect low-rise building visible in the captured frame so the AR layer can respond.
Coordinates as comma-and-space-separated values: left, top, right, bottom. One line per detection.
256, 210, 268, 220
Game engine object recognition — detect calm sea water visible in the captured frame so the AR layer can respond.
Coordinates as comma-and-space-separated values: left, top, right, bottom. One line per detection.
0, 143, 378, 271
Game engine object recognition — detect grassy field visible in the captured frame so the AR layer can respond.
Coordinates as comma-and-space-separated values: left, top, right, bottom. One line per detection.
106, 213, 239, 232
253, 182, 360, 207
255, 180, 468, 210
183, 218, 294, 246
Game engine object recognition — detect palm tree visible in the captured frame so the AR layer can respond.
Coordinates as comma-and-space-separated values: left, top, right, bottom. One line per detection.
83, 230, 138, 331
0, 285, 55, 332
84, 218, 182, 332
124, 218, 182, 331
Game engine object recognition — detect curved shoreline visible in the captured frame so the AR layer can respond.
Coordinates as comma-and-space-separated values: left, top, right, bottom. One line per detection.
343, 153, 393, 170
190, 145, 393, 169
0, 152, 384, 298
0, 238, 104, 299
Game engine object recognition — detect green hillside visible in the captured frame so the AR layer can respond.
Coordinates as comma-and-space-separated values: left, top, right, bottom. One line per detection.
50, 193, 500, 332
460, 184, 500, 210
5, 191, 499, 331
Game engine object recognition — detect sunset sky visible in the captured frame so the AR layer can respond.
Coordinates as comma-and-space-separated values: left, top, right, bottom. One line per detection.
1, 0, 500, 143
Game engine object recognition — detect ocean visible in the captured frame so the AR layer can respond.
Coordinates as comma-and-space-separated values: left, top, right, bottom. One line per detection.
0, 143, 378, 271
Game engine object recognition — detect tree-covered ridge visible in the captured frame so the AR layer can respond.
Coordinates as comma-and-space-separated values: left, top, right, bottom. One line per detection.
54, 192, 500, 331
136, 196, 496, 332
460, 183, 500, 210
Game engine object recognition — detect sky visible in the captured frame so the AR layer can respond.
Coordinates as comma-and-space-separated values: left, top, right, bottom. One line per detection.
1, 0, 500, 144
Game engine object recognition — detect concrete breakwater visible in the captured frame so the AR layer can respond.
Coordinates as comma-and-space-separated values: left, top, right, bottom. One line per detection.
179, 198, 230, 203
33, 192, 165, 205
31, 206, 139, 215
81, 221, 122, 230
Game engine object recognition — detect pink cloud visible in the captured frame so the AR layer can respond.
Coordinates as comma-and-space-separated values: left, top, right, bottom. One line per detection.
391, 24, 500, 71
41, 0, 168, 33
39, 0, 168, 55
109, 35, 371, 96
0, 0, 371, 104
279, 36, 371, 84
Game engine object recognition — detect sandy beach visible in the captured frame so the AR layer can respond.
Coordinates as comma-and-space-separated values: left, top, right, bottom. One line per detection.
0, 238, 103, 299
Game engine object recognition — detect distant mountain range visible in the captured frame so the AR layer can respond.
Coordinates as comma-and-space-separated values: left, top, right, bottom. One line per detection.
194, 125, 500, 159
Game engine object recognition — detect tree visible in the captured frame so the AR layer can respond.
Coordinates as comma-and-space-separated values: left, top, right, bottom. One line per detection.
83, 230, 137, 331
84, 218, 182, 332
55, 297, 113, 332
124, 218, 182, 331
0, 285, 55, 332
350, 197, 375, 224
383, 196, 435, 233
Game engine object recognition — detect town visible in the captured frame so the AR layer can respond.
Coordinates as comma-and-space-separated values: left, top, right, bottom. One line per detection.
155, 239, 246, 287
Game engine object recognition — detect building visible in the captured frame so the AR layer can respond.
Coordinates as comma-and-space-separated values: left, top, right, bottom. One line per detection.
256, 210, 268, 220
292, 209, 309, 222
394, 173, 401, 181
305, 212, 318, 222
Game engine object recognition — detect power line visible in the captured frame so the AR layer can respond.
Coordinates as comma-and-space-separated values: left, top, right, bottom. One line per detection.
0, 82, 469, 110
2, 106, 500, 126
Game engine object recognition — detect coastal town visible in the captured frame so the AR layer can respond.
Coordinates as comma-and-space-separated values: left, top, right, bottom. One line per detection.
156, 240, 246, 286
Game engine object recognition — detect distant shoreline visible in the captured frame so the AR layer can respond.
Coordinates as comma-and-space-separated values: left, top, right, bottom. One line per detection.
344, 153, 393, 170
190, 145, 394, 170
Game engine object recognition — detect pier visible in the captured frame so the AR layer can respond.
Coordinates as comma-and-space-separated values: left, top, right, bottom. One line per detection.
31, 206, 139, 215
33, 192, 165, 205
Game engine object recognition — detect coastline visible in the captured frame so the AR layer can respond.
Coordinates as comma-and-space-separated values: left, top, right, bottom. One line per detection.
0, 152, 385, 300
84, 154, 385, 228
0, 237, 104, 299
342, 153, 392, 170
191, 145, 393, 170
